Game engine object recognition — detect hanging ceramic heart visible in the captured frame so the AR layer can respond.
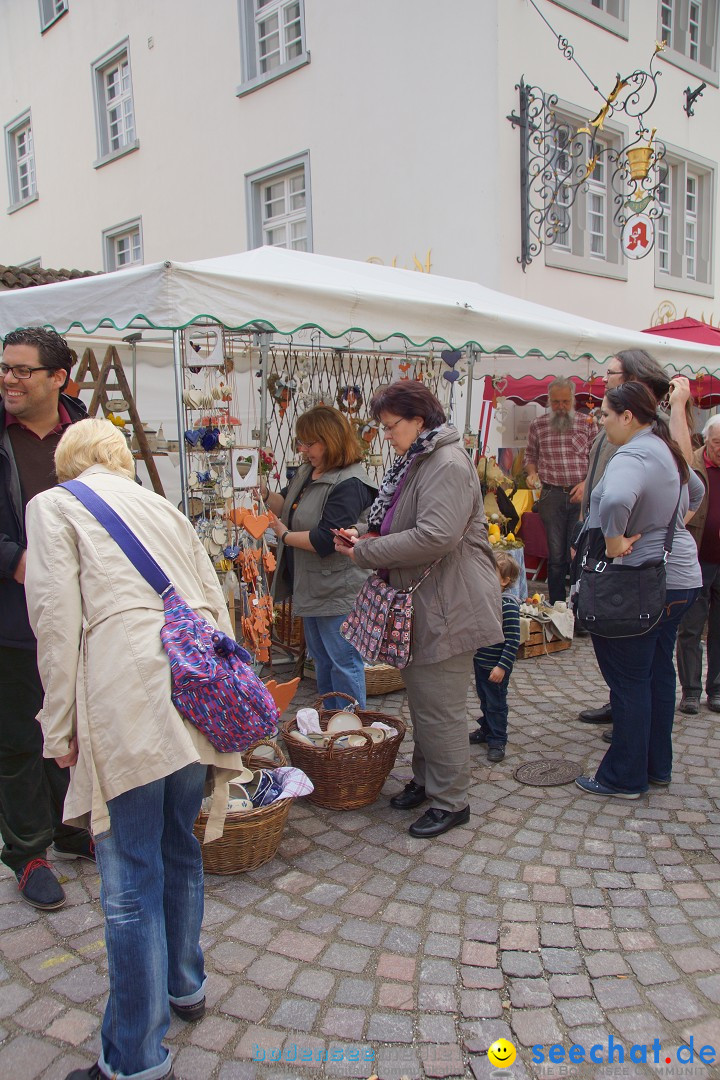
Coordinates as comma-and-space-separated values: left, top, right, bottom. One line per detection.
244, 512, 270, 540
443, 369, 461, 383
201, 427, 220, 452
184, 429, 202, 447
440, 349, 462, 368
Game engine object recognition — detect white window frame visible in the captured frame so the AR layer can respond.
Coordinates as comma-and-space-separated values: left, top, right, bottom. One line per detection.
91, 40, 139, 168
654, 147, 715, 296
544, 107, 627, 280
548, 0, 629, 39
102, 218, 144, 272
39, 0, 68, 32
237, 0, 310, 97
245, 152, 312, 251
658, 0, 720, 85
4, 110, 38, 213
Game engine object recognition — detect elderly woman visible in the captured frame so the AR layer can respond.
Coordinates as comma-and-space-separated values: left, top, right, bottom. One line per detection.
24, 419, 253, 1080
576, 382, 702, 798
264, 404, 376, 708
334, 381, 502, 838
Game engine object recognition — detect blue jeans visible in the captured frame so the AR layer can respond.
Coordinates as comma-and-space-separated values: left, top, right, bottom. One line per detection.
473, 659, 509, 747
95, 763, 208, 1080
591, 588, 699, 794
303, 614, 367, 709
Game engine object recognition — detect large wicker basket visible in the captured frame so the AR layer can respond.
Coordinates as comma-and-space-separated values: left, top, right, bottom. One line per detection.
193, 740, 291, 875
281, 693, 406, 810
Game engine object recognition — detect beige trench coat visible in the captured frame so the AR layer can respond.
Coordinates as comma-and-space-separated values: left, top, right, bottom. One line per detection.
24, 465, 252, 841
352, 426, 503, 665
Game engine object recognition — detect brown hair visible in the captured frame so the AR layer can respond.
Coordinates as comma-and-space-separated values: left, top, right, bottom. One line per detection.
295, 405, 363, 470
369, 380, 446, 428
494, 551, 521, 587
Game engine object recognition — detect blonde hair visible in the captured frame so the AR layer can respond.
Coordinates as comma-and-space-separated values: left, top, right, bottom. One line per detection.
494, 551, 520, 587
55, 418, 135, 482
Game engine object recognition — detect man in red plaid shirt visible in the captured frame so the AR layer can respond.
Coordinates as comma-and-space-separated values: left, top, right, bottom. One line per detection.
525, 378, 598, 604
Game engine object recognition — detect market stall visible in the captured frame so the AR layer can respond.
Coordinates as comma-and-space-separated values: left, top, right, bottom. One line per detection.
2, 247, 718, 663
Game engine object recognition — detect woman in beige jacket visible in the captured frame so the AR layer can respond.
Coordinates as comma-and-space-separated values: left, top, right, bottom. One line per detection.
334, 382, 503, 839
24, 419, 253, 1080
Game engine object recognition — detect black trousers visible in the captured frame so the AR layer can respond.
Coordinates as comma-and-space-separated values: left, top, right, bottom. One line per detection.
676, 560, 720, 697
0, 644, 83, 872
537, 486, 580, 604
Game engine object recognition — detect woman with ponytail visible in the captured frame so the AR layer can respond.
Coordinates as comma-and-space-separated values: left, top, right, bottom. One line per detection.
575, 381, 702, 799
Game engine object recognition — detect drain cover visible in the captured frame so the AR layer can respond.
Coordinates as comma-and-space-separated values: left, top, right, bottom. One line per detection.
514, 759, 583, 786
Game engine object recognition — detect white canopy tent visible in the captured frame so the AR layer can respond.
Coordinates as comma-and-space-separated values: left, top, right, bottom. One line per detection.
2, 247, 716, 506
0, 246, 717, 370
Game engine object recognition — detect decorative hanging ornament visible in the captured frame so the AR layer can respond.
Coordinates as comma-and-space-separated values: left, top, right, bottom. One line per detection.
337, 385, 363, 413
440, 349, 462, 368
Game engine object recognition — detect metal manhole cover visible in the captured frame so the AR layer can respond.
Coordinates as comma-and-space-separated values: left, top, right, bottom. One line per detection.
514, 760, 583, 786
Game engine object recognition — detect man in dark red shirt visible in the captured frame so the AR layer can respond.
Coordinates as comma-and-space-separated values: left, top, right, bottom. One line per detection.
0, 327, 92, 910
676, 416, 720, 714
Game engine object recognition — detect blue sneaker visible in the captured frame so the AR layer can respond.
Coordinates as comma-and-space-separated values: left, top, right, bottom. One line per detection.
575, 776, 644, 799
16, 858, 66, 910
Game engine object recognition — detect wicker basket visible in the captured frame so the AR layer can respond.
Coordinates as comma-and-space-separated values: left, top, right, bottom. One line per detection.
193, 740, 291, 874
273, 602, 303, 648
364, 663, 405, 696
281, 693, 406, 810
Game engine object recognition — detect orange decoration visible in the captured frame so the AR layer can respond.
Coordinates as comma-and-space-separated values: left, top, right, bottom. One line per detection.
264, 677, 300, 714
243, 512, 270, 540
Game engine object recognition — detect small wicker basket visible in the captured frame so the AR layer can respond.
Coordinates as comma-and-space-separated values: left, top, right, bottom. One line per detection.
364, 663, 405, 696
193, 740, 291, 875
281, 693, 406, 810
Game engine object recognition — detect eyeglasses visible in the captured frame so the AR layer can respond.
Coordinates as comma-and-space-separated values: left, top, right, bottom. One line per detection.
295, 438, 320, 451
0, 363, 54, 380
382, 417, 406, 435
605, 367, 624, 378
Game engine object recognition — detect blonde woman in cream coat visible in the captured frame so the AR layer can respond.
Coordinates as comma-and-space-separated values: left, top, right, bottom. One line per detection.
24, 418, 251, 1080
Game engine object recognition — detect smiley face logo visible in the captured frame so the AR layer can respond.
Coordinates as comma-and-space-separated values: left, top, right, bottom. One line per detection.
487, 1038, 517, 1068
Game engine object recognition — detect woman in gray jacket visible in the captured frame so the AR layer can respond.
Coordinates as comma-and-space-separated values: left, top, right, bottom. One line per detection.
265, 405, 376, 708
334, 382, 503, 838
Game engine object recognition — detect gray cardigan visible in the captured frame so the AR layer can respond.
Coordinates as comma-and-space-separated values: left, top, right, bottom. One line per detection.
273, 461, 373, 617
353, 425, 503, 665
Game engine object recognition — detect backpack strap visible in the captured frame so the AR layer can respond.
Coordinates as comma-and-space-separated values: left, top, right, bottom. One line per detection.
61, 480, 172, 597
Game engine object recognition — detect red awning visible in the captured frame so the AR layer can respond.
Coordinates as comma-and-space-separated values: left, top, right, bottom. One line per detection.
483, 375, 604, 406
643, 317, 720, 347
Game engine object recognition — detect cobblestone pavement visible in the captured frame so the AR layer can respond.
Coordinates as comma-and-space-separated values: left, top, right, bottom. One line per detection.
1, 637, 720, 1080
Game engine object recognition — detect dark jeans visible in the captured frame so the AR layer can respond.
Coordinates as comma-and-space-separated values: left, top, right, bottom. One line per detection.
0, 644, 84, 872
537, 486, 580, 603
676, 560, 720, 697
591, 588, 699, 793
473, 659, 509, 747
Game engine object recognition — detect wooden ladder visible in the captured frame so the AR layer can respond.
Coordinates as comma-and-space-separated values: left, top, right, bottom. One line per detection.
72, 345, 165, 497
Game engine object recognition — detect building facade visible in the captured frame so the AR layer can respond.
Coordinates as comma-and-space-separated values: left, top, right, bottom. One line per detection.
0, 0, 718, 334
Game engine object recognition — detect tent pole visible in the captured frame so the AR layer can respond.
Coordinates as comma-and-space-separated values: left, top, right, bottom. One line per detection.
258, 333, 268, 445
172, 329, 190, 516
464, 349, 476, 436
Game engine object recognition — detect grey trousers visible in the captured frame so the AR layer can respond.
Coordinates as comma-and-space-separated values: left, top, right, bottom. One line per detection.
401, 650, 475, 813
676, 560, 720, 697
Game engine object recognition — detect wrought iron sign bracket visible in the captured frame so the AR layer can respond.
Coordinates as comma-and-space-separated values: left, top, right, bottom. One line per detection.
684, 82, 706, 117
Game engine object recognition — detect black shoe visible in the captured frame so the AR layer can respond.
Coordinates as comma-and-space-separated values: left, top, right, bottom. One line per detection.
708, 696, 720, 713
390, 781, 427, 810
578, 702, 612, 724
409, 806, 470, 838
602, 728, 613, 743
170, 997, 206, 1022
52, 833, 95, 863
469, 729, 486, 745
16, 858, 66, 910
574, 620, 589, 638
679, 695, 700, 715
487, 747, 505, 763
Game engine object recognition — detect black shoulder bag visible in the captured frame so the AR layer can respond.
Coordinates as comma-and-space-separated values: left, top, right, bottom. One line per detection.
574, 481, 683, 639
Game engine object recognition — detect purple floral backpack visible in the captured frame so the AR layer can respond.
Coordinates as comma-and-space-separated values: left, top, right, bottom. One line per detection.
62, 481, 279, 753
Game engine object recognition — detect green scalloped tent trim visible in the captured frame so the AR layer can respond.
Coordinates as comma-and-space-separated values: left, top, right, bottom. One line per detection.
33, 313, 719, 371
